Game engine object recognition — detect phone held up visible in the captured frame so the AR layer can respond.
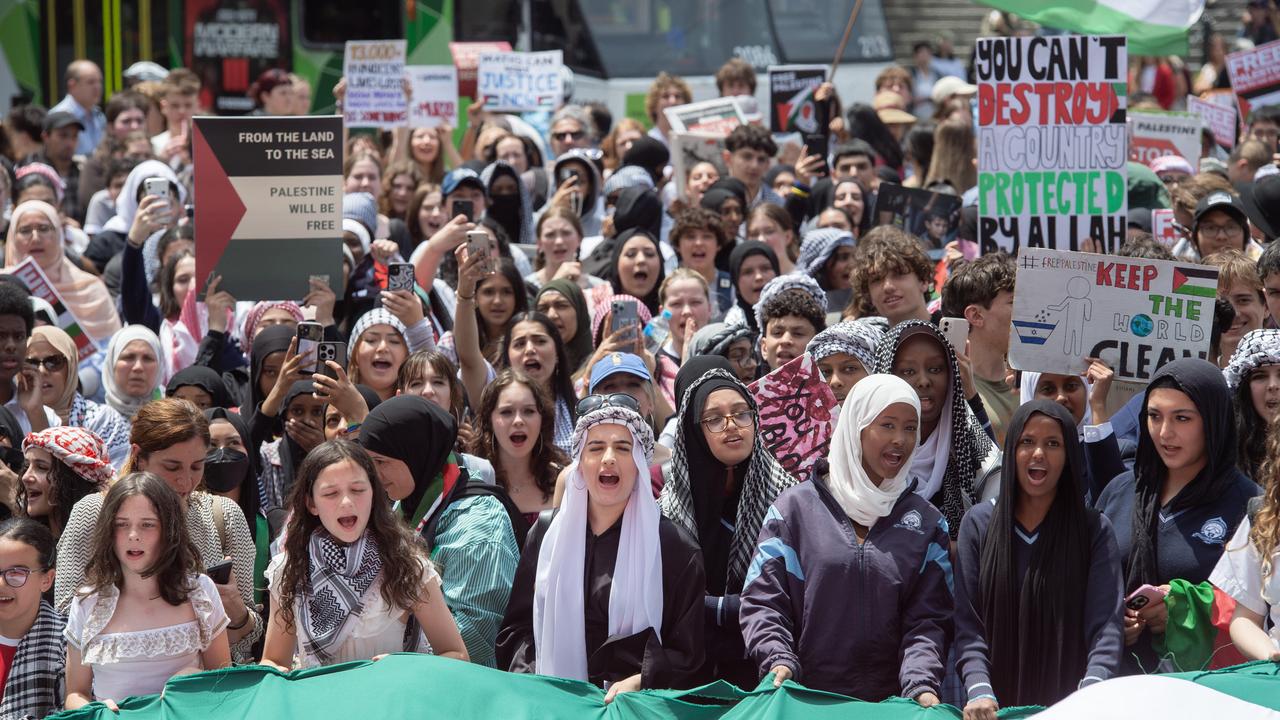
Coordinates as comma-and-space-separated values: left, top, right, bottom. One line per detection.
295, 321, 324, 375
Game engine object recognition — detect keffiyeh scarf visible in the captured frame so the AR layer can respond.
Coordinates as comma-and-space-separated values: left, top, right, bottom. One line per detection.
806, 318, 886, 370
300, 529, 383, 663
1223, 328, 1280, 390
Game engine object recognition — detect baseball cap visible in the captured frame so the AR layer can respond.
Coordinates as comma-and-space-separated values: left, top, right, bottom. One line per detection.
43, 111, 84, 134
931, 76, 978, 106
1193, 191, 1250, 234
441, 168, 486, 198
588, 352, 651, 393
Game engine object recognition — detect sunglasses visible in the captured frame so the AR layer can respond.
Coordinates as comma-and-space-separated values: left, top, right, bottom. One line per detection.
577, 393, 641, 415
553, 130, 586, 141
24, 354, 67, 372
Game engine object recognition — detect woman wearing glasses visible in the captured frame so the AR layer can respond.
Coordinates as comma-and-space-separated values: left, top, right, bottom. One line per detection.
24, 327, 131, 470
0, 519, 65, 720
658, 357, 798, 687
497, 397, 705, 700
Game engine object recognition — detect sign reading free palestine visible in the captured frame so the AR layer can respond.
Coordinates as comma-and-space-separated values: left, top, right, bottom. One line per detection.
975, 35, 1128, 254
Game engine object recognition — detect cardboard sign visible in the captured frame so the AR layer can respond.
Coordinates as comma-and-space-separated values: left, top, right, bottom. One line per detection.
1151, 208, 1180, 248
342, 40, 407, 128
664, 98, 747, 136
476, 50, 563, 112
975, 35, 1128, 254
670, 132, 726, 200
1188, 94, 1238, 151
9, 259, 98, 359
406, 65, 458, 129
193, 115, 345, 301
449, 41, 512, 100
1226, 39, 1280, 123
748, 354, 838, 479
1129, 111, 1202, 165
768, 65, 826, 133
872, 184, 965, 261
1009, 248, 1216, 382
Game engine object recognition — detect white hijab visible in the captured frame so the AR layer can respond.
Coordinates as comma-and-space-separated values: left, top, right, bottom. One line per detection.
909, 387, 952, 502
102, 325, 165, 418
533, 410, 664, 682
1019, 371, 1092, 427
828, 375, 921, 527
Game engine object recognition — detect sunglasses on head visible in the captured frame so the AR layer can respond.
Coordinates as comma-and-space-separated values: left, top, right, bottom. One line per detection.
577, 393, 641, 415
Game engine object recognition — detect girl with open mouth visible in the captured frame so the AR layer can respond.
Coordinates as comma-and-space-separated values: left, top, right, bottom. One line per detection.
1222, 329, 1280, 479
21, 426, 115, 541
471, 370, 567, 526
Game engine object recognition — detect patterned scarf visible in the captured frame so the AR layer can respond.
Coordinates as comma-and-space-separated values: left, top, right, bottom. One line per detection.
0, 600, 65, 720
873, 320, 995, 538
658, 367, 798, 592
300, 528, 383, 663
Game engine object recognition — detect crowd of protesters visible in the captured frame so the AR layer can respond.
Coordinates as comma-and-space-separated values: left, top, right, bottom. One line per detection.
3, 10, 1280, 718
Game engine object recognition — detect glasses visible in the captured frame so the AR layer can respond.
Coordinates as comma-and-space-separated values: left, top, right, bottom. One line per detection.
24, 355, 67, 372
552, 130, 586, 141
14, 224, 55, 239
577, 393, 641, 415
0, 566, 39, 589
1199, 223, 1243, 238
701, 410, 756, 433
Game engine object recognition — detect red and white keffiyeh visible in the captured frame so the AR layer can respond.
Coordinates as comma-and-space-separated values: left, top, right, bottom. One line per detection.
22, 427, 115, 488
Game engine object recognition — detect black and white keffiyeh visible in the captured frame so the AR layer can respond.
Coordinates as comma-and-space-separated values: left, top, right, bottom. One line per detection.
1223, 328, 1280, 390
0, 600, 65, 720
689, 322, 755, 359
806, 318, 886, 370
753, 273, 827, 333
300, 529, 383, 663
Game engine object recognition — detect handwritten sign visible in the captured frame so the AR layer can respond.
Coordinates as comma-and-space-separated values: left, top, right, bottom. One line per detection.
1226, 39, 1280, 124
1009, 248, 1216, 382
664, 98, 747, 136
748, 354, 838, 478
1188, 94, 1238, 151
975, 35, 1128, 254
670, 132, 726, 201
1129, 111, 1201, 165
476, 50, 562, 112
10, 259, 98, 359
343, 40, 407, 128
406, 65, 458, 129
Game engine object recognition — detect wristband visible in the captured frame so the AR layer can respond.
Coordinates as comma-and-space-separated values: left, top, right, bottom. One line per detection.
457, 293, 475, 300
342, 422, 362, 435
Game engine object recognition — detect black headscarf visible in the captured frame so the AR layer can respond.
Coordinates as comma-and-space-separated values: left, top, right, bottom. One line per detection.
613, 186, 662, 239
277, 379, 318, 494
979, 400, 1096, 707
167, 365, 234, 409
764, 164, 795, 189
1127, 359, 1242, 590
354, 384, 383, 414
608, 228, 665, 316
247, 325, 295, 416
358, 395, 459, 526
537, 279, 593, 372
0, 406, 24, 472
701, 178, 747, 210
727, 241, 779, 334
203, 407, 261, 541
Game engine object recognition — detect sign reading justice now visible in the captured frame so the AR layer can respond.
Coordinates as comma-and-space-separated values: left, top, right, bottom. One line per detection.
975, 35, 1128, 254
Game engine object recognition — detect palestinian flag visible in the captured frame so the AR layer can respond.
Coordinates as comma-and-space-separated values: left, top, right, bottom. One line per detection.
975, 0, 1203, 56
1172, 265, 1219, 299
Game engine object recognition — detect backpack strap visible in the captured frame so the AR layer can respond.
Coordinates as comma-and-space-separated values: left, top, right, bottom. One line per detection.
211, 495, 230, 556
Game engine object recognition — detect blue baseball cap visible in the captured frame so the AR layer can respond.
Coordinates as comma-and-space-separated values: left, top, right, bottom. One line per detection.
588, 352, 651, 393
441, 168, 486, 198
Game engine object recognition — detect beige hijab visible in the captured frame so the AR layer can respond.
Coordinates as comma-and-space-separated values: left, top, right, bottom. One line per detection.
27, 326, 80, 420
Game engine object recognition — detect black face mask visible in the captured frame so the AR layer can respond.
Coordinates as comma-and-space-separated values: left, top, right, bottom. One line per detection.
203, 447, 249, 493
487, 193, 522, 241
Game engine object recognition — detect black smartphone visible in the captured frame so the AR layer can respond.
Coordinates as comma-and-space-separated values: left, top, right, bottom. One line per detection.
453, 199, 474, 222
197, 271, 214, 302
296, 321, 324, 375
317, 341, 348, 380
206, 559, 233, 585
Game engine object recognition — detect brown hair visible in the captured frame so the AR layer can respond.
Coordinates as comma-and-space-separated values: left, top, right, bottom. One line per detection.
1246, 419, 1280, 586
82, 473, 200, 606
343, 150, 383, 180
875, 66, 914, 96
405, 182, 443, 244
121, 399, 211, 475
1203, 249, 1264, 302
534, 206, 584, 271
748, 204, 799, 262
670, 206, 728, 253
378, 160, 422, 218
408, 127, 446, 184
276, 440, 429, 631
941, 252, 1016, 318
161, 68, 200, 98
396, 350, 466, 424
660, 267, 711, 305
715, 58, 757, 95
925, 119, 977, 190
645, 72, 692, 124
601, 118, 647, 171
470, 370, 565, 501
852, 226, 934, 298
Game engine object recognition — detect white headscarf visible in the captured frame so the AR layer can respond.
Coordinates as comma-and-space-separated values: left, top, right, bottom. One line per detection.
1018, 371, 1093, 427
102, 325, 165, 418
828, 375, 921, 527
533, 406, 663, 682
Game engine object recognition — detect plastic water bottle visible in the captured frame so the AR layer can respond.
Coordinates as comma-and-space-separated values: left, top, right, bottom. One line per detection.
644, 309, 671, 354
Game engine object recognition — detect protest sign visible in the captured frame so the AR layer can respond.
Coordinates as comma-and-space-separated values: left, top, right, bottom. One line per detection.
974, 35, 1128, 254
748, 354, 837, 479
476, 50, 563, 112
872, 184, 965, 260
1188, 94, 1238, 151
449, 41, 512, 99
670, 133, 726, 200
1129, 111, 1201, 165
193, 115, 344, 301
768, 65, 826, 133
406, 65, 458, 128
1226, 39, 1280, 122
342, 40, 407, 128
1151, 208, 1180, 248
9, 259, 98, 359
664, 98, 748, 136
1009, 248, 1216, 382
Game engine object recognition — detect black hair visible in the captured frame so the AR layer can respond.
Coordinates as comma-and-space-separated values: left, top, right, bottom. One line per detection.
1236, 374, 1271, 478
1259, 238, 1280, 282
904, 125, 935, 173
6, 106, 46, 145
846, 103, 904, 169
832, 139, 875, 165
474, 257, 530, 360
1248, 105, 1280, 127
0, 518, 55, 570
11, 172, 58, 207
498, 311, 578, 426
913, 40, 934, 54
0, 282, 33, 334
584, 101, 613, 138
17, 455, 98, 539
724, 124, 778, 156
760, 288, 826, 336
1212, 297, 1235, 365
106, 156, 141, 187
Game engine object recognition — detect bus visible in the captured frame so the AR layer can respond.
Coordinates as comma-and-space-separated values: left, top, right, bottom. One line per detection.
0, 0, 893, 125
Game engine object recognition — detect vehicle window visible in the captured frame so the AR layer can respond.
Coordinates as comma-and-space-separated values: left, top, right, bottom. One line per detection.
767, 0, 893, 63
301, 0, 401, 47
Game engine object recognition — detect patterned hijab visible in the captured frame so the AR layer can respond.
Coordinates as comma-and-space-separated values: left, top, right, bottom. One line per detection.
873, 320, 996, 537
807, 318, 885, 371
658, 366, 797, 593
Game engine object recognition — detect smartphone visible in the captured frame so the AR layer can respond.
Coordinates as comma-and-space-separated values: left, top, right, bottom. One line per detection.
206, 559, 233, 585
453, 199, 474, 223
316, 341, 348, 380
295, 321, 324, 375
197, 271, 215, 303
1125, 584, 1168, 611
610, 299, 639, 340
466, 230, 493, 274
939, 317, 969, 353
387, 262, 415, 292
144, 177, 172, 223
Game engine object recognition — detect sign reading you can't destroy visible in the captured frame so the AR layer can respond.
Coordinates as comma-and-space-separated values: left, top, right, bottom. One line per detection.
1009, 248, 1216, 382
975, 35, 1128, 254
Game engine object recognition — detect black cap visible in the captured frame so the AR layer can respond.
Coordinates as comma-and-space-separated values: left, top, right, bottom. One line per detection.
42, 111, 84, 134
1193, 191, 1250, 236
621, 136, 669, 174
1241, 174, 1280, 241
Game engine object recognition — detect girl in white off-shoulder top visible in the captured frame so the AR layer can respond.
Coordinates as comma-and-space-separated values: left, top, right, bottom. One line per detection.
64, 474, 231, 711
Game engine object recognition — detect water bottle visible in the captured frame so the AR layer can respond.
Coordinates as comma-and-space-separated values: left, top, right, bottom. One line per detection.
644, 309, 671, 354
